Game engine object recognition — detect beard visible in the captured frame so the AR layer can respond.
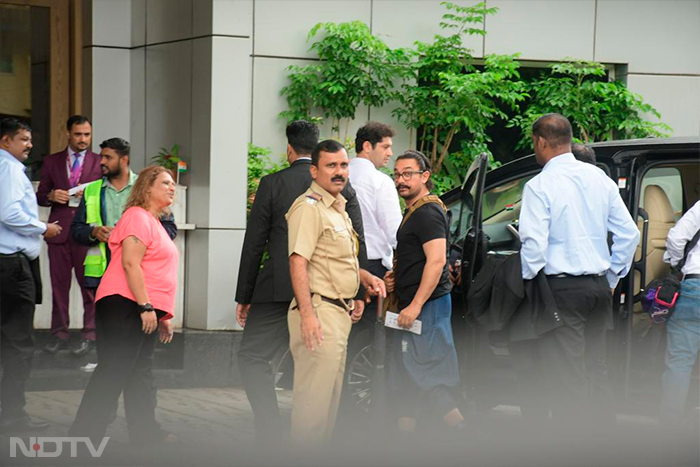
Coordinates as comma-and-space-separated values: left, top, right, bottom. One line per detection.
102, 165, 121, 179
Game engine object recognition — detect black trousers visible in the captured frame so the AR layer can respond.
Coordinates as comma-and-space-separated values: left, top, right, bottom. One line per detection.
69, 294, 165, 443
237, 300, 290, 439
0, 255, 38, 420
537, 275, 615, 429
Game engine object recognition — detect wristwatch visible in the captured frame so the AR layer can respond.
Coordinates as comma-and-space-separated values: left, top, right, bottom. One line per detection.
138, 302, 155, 313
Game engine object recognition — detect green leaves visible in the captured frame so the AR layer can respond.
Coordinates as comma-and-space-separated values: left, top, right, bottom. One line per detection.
277, 3, 671, 196
509, 58, 671, 148
247, 143, 287, 214
280, 20, 405, 140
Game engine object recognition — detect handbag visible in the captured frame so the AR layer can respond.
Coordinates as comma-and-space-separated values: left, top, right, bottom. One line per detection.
643, 228, 700, 324
383, 194, 447, 315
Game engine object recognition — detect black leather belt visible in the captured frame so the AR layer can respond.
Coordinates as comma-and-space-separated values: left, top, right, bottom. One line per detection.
684, 274, 700, 280
547, 273, 606, 279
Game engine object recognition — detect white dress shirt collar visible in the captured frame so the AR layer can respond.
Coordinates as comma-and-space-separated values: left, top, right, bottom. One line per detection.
542, 152, 575, 171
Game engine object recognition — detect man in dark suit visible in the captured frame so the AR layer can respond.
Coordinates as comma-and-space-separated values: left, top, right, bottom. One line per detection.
235, 121, 368, 443
36, 115, 102, 356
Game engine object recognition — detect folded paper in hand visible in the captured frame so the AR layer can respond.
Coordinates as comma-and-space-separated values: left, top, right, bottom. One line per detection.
384, 311, 422, 335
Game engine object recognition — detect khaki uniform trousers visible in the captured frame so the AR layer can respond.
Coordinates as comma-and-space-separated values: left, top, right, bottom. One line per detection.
288, 300, 352, 445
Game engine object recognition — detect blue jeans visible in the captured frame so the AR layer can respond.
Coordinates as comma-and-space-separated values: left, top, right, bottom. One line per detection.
660, 278, 700, 424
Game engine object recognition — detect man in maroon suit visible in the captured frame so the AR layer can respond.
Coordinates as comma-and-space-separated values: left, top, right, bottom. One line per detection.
36, 115, 102, 355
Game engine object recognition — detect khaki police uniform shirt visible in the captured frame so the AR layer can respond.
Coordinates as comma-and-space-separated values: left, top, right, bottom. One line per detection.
286, 181, 360, 301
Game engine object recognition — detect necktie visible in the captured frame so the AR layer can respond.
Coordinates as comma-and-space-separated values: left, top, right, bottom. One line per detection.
69, 155, 82, 187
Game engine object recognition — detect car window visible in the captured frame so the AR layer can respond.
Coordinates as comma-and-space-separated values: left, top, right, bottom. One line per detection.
640, 167, 683, 220
482, 175, 535, 225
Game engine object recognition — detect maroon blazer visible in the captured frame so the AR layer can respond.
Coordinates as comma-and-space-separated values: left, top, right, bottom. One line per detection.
36, 148, 102, 244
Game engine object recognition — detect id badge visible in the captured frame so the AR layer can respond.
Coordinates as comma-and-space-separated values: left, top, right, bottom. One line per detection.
69, 196, 80, 208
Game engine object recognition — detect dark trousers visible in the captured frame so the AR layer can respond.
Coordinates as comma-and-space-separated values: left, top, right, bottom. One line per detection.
538, 275, 615, 429
69, 295, 164, 443
48, 237, 96, 340
237, 301, 290, 439
0, 255, 38, 420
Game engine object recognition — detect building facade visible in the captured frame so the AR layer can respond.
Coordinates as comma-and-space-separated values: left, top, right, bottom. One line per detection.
3, 0, 698, 330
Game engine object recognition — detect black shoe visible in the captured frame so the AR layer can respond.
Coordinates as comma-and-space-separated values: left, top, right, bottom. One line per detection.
43, 337, 67, 354
0, 415, 49, 433
72, 339, 95, 356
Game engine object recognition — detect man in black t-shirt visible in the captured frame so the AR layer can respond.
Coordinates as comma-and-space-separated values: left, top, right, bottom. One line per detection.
383, 150, 464, 434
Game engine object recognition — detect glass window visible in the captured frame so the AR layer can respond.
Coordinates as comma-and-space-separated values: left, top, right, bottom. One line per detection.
482, 174, 535, 225
640, 167, 683, 220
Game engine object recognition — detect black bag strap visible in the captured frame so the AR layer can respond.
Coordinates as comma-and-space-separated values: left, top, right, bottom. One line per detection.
674, 228, 700, 275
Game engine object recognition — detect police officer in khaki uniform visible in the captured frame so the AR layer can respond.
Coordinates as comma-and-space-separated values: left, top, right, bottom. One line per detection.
286, 139, 386, 445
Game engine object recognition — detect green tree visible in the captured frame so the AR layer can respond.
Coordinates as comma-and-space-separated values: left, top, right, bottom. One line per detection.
280, 21, 407, 140
247, 143, 286, 213
393, 2, 523, 191
509, 59, 672, 149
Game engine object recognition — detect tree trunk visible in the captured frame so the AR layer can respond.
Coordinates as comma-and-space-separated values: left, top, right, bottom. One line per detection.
430, 126, 439, 167
419, 127, 426, 154
436, 126, 456, 174
344, 118, 351, 142
580, 125, 590, 143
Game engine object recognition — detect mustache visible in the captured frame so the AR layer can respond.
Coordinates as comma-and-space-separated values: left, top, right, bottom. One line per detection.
331, 176, 346, 182
397, 184, 410, 190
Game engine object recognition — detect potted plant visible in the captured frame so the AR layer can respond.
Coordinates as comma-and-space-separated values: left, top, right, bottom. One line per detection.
151, 144, 186, 183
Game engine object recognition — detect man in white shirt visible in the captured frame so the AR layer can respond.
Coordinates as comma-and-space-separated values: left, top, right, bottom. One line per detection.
348, 121, 402, 319
660, 200, 700, 426
519, 113, 639, 429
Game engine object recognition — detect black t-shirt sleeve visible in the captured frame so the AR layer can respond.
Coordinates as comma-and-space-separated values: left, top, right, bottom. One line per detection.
411, 204, 448, 245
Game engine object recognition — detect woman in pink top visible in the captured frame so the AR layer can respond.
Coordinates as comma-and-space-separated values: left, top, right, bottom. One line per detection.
70, 166, 178, 445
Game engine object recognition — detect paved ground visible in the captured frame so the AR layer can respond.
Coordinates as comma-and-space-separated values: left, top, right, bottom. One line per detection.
1, 387, 698, 467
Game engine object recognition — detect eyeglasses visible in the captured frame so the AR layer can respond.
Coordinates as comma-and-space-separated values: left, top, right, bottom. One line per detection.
393, 170, 425, 181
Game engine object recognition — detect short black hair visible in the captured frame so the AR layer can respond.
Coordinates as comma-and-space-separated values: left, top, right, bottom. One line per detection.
67, 115, 92, 131
532, 113, 573, 148
311, 139, 345, 167
395, 150, 434, 191
572, 143, 596, 165
99, 137, 130, 158
286, 120, 320, 156
355, 121, 395, 154
1, 118, 32, 139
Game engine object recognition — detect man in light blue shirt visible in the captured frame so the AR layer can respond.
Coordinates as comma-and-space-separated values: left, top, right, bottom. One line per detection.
0, 118, 61, 433
519, 113, 639, 429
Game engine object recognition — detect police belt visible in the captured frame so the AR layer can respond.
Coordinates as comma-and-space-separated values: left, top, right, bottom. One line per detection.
292, 295, 354, 313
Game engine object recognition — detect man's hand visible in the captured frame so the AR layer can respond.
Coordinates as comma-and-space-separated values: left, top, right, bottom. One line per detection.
300, 311, 323, 351
92, 225, 113, 243
360, 270, 387, 298
75, 189, 85, 199
448, 263, 462, 286
236, 303, 251, 327
383, 270, 395, 293
397, 302, 421, 329
44, 222, 62, 239
159, 319, 174, 344
351, 300, 365, 324
48, 189, 70, 204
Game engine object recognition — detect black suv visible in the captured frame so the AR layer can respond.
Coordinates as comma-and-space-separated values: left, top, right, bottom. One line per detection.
444, 136, 700, 414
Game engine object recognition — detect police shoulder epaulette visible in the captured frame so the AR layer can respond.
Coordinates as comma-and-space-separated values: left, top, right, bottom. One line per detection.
305, 192, 322, 205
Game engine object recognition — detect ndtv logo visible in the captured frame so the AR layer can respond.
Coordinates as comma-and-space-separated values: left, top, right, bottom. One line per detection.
10, 437, 110, 458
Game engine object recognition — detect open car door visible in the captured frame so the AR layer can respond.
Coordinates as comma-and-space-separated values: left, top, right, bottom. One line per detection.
459, 153, 490, 300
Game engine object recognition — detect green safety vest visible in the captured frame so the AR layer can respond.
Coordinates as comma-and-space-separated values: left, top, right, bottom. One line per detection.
83, 179, 108, 278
